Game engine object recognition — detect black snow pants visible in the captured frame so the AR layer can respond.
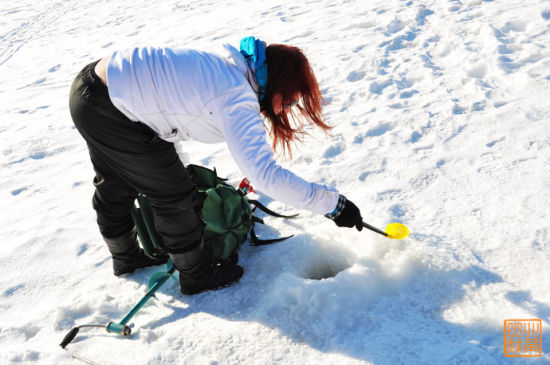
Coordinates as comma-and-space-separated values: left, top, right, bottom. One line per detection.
69, 61, 202, 254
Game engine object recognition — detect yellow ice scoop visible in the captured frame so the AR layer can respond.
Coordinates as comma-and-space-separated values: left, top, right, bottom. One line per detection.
362, 221, 410, 239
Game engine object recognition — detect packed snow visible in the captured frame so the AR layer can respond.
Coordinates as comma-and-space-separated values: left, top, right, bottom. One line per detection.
1, 0, 549, 364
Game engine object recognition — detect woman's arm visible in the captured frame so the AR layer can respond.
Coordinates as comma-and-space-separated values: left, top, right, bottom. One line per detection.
214, 87, 339, 215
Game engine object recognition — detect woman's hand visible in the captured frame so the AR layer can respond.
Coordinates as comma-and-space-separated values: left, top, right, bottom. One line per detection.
326, 195, 363, 231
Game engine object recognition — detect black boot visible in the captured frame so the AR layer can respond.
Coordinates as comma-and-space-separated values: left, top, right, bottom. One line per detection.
104, 228, 168, 276
218, 252, 238, 265
226, 252, 239, 265
170, 241, 243, 295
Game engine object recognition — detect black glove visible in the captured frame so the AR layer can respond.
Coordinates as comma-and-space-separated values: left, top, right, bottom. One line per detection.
325, 195, 363, 231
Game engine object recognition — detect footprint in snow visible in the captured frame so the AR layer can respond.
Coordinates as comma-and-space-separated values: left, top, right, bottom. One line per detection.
486, 137, 505, 148
409, 131, 422, 143
498, 44, 521, 55
323, 143, 345, 159
347, 70, 365, 82
386, 19, 406, 34
400, 90, 418, 99
390, 204, 407, 218
353, 134, 365, 144
501, 20, 527, 33
416, 7, 434, 25
3, 284, 24, 297
369, 79, 393, 95
359, 171, 373, 181
444, 125, 466, 142
77, 243, 88, 256
356, 21, 376, 29
377, 189, 402, 202
492, 21, 543, 73
31, 77, 47, 86
359, 169, 385, 181
466, 64, 487, 79
366, 123, 392, 137
11, 187, 28, 196
409, 171, 438, 191
471, 101, 486, 111
380, 31, 417, 52
452, 104, 466, 115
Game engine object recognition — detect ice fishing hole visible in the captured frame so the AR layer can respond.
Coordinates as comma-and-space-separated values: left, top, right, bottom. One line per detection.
303, 254, 352, 280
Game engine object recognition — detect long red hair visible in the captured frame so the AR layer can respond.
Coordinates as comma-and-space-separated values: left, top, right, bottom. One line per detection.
262, 44, 332, 157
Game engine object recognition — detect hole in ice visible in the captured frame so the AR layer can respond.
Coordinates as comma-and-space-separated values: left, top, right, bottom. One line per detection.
302, 250, 351, 280
305, 260, 350, 280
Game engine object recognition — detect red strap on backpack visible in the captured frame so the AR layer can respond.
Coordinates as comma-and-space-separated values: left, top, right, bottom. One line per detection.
239, 178, 254, 194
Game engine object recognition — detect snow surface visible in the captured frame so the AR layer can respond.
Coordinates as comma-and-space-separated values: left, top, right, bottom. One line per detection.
1, 0, 549, 364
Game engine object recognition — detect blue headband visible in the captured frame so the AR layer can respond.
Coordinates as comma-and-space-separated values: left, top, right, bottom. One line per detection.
239, 36, 268, 102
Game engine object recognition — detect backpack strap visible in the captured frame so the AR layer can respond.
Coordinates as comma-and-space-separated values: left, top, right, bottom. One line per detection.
249, 228, 294, 246
252, 216, 264, 224
247, 199, 297, 245
131, 194, 167, 258
248, 199, 299, 219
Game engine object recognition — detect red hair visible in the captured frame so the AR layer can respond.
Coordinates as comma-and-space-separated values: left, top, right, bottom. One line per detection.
263, 44, 332, 157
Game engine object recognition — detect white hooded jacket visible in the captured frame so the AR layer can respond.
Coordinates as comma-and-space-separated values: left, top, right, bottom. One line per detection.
105, 45, 339, 215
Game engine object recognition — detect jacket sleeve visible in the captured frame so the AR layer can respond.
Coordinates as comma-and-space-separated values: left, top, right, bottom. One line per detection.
213, 86, 339, 215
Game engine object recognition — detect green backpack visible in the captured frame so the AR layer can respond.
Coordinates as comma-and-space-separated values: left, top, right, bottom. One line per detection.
131, 164, 297, 263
